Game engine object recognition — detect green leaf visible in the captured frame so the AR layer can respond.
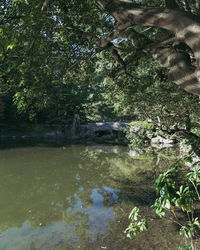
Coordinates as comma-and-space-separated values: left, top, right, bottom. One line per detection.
7, 44, 15, 50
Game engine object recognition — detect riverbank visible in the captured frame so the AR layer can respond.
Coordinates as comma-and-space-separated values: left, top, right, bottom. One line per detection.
0, 121, 178, 146
0, 120, 199, 160
0, 122, 129, 147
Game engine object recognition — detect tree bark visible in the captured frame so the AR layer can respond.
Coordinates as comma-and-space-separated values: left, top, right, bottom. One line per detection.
95, 0, 200, 96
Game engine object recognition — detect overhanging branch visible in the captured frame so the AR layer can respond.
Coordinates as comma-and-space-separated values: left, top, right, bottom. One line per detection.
95, 0, 200, 96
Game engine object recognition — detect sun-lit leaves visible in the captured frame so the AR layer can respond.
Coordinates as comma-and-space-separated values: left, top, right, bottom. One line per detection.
127, 152, 200, 249
0, 0, 115, 122
124, 207, 148, 239
1, 0, 200, 126
152, 162, 200, 215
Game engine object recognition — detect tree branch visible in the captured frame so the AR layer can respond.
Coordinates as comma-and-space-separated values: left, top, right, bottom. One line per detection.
95, 0, 200, 95
41, 0, 52, 12
68, 48, 97, 71
181, 0, 191, 12
196, 0, 200, 12
107, 42, 133, 77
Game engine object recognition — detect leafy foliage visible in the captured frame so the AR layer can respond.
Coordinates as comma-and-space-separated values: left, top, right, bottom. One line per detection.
1, 0, 200, 127
126, 152, 200, 249
124, 207, 148, 239
125, 121, 155, 150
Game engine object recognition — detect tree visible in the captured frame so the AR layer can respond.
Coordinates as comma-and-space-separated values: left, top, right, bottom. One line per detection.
1, 0, 200, 121
102, 56, 200, 132
37, 0, 200, 96
93, 0, 200, 96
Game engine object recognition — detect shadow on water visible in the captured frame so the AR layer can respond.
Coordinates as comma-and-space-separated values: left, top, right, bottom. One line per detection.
0, 142, 186, 249
0, 137, 79, 149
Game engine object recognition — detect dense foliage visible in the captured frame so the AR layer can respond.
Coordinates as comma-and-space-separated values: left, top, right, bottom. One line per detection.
1, 0, 200, 129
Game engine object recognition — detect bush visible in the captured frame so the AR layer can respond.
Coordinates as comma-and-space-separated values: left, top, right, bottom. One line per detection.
125, 121, 155, 150
125, 152, 200, 250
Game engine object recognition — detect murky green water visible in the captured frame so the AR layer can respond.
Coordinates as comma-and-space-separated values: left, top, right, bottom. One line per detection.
0, 143, 186, 249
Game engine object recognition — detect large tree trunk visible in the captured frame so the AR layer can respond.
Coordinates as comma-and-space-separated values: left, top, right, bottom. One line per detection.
96, 0, 200, 96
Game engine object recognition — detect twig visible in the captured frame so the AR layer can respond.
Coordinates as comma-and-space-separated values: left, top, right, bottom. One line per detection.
41, 0, 52, 12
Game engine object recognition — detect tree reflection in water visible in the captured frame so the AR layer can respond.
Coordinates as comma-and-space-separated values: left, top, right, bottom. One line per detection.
0, 144, 183, 249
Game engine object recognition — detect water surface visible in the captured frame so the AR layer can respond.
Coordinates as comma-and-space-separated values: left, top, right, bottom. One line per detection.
0, 144, 185, 249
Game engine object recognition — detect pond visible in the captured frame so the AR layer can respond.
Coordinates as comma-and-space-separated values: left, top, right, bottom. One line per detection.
0, 142, 184, 249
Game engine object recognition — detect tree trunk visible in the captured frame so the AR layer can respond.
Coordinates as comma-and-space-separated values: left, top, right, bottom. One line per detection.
96, 0, 200, 96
